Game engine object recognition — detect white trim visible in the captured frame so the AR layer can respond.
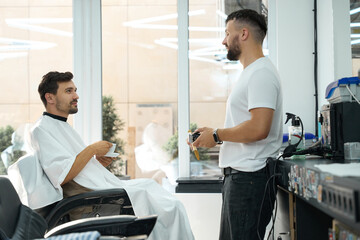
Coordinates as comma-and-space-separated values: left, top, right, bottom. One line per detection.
73, 0, 102, 145
178, 0, 190, 178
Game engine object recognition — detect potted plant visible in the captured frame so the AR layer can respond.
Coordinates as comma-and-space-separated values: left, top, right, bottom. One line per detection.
102, 95, 128, 178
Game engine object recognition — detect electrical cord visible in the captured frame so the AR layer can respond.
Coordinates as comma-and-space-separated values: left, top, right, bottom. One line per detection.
257, 155, 282, 240
313, 0, 319, 140
257, 146, 332, 240
346, 84, 360, 105
256, 172, 281, 240
291, 145, 331, 156
267, 157, 280, 240
267, 155, 282, 240
256, 110, 335, 239
236, 0, 245, 9
257, 113, 303, 239
267, 178, 277, 240
257, 112, 329, 239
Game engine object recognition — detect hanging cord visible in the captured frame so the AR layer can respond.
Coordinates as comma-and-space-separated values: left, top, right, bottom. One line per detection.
345, 85, 360, 105
266, 157, 281, 240
257, 156, 282, 240
313, 0, 319, 139
257, 113, 304, 239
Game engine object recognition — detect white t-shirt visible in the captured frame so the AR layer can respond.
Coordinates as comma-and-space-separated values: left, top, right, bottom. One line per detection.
219, 57, 283, 172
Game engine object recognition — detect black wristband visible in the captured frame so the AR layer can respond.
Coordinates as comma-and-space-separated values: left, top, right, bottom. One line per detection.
213, 128, 223, 144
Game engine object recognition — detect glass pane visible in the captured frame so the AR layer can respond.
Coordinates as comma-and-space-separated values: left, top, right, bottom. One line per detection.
0, 1, 73, 175
350, 0, 360, 74
102, 1, 178, 186
189, 0, 268, 177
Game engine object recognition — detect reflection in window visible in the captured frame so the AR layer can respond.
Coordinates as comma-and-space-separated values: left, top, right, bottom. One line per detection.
0, 1, 73, 175
350, 0, 360, 77
351, 0, 360, 58
102, 1, 178, 184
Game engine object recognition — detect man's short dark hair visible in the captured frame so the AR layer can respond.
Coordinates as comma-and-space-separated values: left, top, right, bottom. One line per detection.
226, 9, 267, 44
38, 71, 73, 107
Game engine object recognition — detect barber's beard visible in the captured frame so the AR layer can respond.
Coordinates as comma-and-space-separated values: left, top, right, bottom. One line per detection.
227, 38, 241, 61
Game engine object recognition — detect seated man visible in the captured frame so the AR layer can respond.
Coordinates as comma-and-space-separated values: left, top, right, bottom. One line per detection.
30, 71, 194, 240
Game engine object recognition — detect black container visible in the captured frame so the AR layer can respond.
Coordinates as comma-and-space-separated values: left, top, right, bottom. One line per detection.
329, 102, 360, 160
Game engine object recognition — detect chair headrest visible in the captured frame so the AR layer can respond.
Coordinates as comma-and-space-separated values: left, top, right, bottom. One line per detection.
8, 154, 63, 209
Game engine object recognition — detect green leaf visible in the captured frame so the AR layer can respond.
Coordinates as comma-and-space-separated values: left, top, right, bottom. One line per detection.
102, 95, 126, 175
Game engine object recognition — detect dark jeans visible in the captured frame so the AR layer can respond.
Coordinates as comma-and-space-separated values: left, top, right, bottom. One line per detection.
219, 164, 277, 240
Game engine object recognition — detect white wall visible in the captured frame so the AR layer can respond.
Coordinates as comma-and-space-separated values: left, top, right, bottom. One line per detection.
318, 0, 352, 108
175, 193, 222, 240
317, 0, 334, 109
270, 0, 315, 133
269, 0, 352, 135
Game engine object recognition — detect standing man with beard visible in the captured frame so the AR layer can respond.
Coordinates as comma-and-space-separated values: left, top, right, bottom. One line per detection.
191, 9, 283, 240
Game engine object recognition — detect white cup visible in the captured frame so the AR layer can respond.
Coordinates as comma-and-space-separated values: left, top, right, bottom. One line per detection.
106, 143, 116, 155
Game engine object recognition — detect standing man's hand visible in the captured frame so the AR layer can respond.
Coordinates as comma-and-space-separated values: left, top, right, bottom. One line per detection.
193, 127, 217, 148
90, 141, 113, 156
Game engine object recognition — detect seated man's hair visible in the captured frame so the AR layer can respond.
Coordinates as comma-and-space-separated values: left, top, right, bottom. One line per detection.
38, 71, 73, 107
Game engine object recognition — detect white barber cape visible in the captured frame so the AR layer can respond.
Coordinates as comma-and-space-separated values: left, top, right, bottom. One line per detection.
24, 115, 194, 240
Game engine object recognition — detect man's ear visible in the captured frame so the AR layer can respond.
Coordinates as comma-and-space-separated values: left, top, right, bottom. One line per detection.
45, 93, 55, 104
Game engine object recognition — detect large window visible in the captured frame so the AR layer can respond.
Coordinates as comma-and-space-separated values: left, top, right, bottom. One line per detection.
101, 0, 270, 185
351, 0, 360, 74
102, 1, 178, 183
188, 1, 228, 177
0, 1, 73, 174
188, 0, 268, 177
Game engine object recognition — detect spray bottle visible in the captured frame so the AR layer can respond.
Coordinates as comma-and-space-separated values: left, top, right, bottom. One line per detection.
288, 116, 305, 150
283, 113, 305, 158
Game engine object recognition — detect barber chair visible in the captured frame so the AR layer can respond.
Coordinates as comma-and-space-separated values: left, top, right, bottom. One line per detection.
8, 154, 136, 229
37, 188, 135, 229
0, 177, 157, 240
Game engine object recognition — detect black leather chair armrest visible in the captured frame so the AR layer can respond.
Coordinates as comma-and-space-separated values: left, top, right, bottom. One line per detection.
44, 188, 134, 229
45, 215, 157, 239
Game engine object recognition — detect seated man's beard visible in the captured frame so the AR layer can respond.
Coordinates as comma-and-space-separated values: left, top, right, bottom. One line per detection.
69, 108, 78, 114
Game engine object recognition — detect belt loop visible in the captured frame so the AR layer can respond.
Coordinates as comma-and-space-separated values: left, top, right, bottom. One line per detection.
222, 167, 241, 176
222, 167, 231, 176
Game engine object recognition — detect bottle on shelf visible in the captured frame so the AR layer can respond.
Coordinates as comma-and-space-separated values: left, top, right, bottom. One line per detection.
288, 116, 305, 150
